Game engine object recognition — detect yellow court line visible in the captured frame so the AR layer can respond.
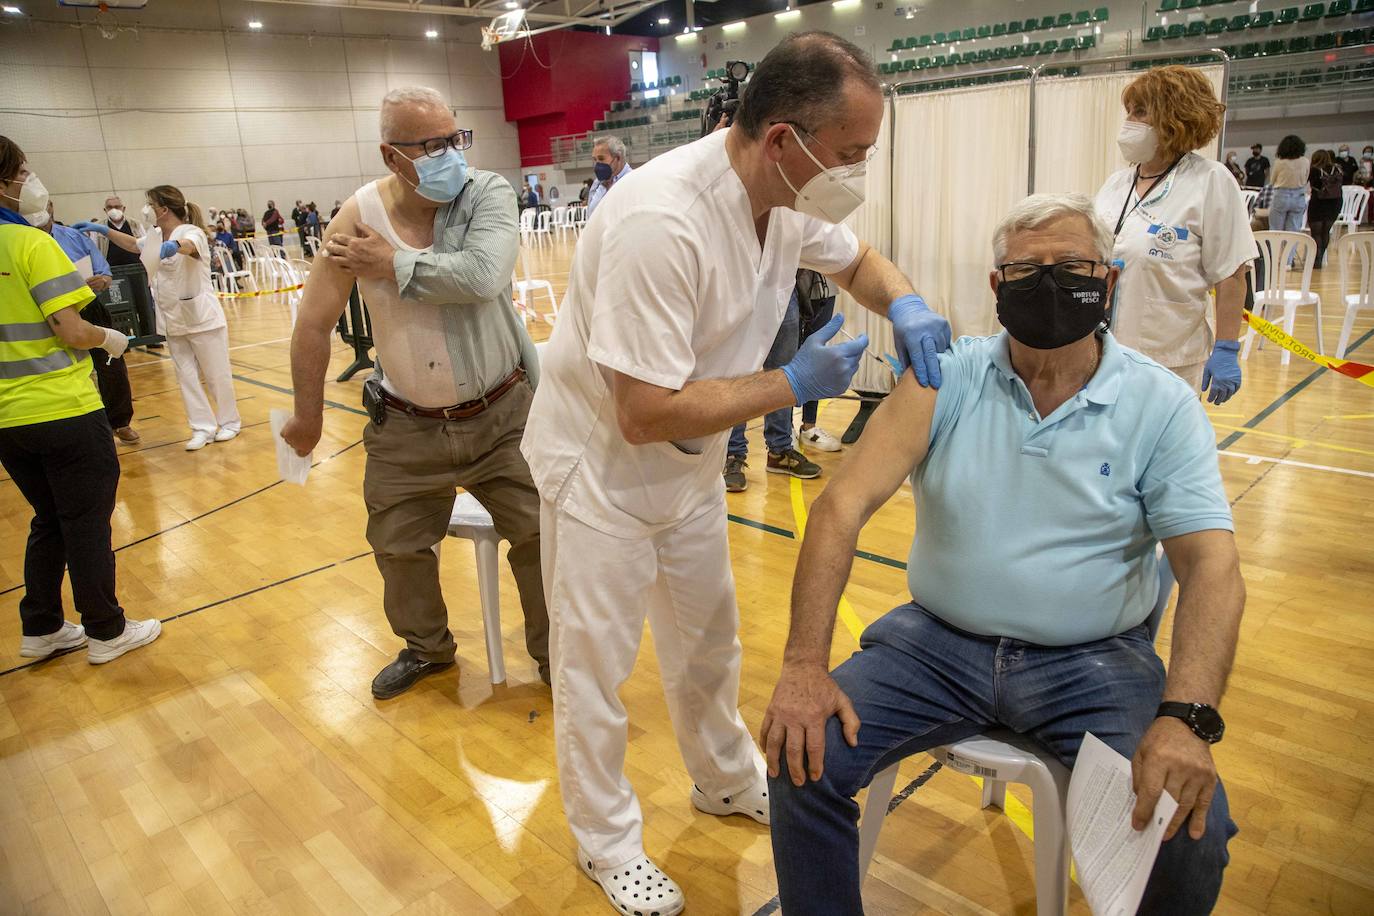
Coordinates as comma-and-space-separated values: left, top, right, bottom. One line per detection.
788, 476, 865, 643
1323, 413, 1374, 421
1209, 423, 1374, 459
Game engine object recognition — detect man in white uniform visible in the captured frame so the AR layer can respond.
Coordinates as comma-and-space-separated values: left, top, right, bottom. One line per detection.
521, 32, 951, 915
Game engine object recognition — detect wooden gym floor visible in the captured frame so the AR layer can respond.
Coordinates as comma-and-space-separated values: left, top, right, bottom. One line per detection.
0, 236, 1371, 915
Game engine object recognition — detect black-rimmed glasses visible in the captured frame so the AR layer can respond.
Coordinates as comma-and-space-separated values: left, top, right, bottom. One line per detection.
998, 260, 1107, 291
387, 130, 474, 158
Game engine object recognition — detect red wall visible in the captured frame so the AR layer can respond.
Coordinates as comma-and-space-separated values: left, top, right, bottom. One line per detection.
499, 31, 660, 168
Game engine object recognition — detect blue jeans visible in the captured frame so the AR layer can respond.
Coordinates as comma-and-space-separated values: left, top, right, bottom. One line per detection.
800, 295, 837, 426
1267, 187, 1307, 233
729, 294, 800, 457
770, 604, 1236, 915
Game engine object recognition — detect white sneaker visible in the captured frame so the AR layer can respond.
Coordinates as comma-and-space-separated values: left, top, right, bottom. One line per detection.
213, 427, 239, 442
19, 621, 87, 658
691, 778, 771, 825
578, 848, 684, 916
797, 425, 842, 452
185, 431, 212, 451
87, 618, 162, 665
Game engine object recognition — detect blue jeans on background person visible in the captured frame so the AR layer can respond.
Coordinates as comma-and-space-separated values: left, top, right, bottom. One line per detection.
729, 293, 800, 457
769, 603, 1236, 915
800, 295, 837, 427
1267, 187, 1307, 233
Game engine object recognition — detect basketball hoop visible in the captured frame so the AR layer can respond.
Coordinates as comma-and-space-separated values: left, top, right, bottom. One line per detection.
481, 26, 500, 51
481, 8, 528, 51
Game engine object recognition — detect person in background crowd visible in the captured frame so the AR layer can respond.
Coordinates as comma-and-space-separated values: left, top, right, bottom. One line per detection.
519, 182, 531, 210
305, 202, 321, 240
77, 185, 241, 451
1244, 142, 1270, 187
100, 196, 142, 268
0, 136, 163, 665
262, 199, 284, 248
578, 178, 592, 204
214, 220, 242, 270
234, 207, 255, 239
587, 135, 631, 217
291, 199, 308, 252
525, 184, 540, 209
1359, 146, 1374, 186
548, 184, 561, 205
1267, 134, 1310, 234
1307, 149, 1343, 269
1224, 151, 1244, 185
1094, 65, 1254, 401
330, 199, 342, 220
1336, 144, 1359, 185
34, 204, 140, 445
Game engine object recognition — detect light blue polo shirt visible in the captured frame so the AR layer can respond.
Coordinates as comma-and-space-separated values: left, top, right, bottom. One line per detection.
908, 331, 1232, 646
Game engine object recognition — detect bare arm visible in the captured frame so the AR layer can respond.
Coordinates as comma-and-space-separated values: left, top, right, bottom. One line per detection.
761, 371, 938, 784
826, 242, 917, 317
1213, 265, 1248, 342
609, 369, 796, 446
46, 305, 111, 350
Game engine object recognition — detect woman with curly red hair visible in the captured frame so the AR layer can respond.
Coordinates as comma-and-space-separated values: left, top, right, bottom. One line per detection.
1094, 66, 1254, 404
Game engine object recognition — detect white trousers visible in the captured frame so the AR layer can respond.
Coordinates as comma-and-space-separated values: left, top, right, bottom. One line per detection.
1167, 361, 1205, 392
541, 497, 764, 870
167, 326, 241, 435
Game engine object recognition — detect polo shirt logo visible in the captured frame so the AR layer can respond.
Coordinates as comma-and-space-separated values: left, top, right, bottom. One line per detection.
1100, 462, 1111, 477
1147, 224, 1189, 248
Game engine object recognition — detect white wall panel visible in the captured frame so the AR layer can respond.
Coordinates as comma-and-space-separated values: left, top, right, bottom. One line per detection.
236, 109, 356, 145
352, 110, 382, 145
455, 108, 517, 141
224, 33, 347, 74
100, 111, 243, 151
344, 38, 450, 75
355, 142, 388, 177
449, 74, 504, 111
109, 146, 247, 190
51, 193, 120, 224
0, 24, 87, 68
0, 65, 97, 110
229, 70, 352, 110
2, 114, 106, 153
93, 68, 235, 110
346, 72, 389, 110
24, 151, 114, 196
469, 139, 521, 174
241, 142, 361, 183
83, 30, 229, 71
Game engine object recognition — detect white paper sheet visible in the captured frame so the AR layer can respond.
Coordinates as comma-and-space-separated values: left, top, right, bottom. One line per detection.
139, 226, 163, 280
72, 254, 93, 280
270, 409, 312, 486
1068, 732, 1178, 916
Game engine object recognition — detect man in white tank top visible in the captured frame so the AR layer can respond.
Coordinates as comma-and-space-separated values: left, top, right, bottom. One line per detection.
283, 86, 549, 697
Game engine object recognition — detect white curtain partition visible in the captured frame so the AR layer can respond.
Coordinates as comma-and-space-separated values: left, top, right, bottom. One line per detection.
839, 110, 898, 393
892, 82, 1032, 340
1032, 66, 1226, 198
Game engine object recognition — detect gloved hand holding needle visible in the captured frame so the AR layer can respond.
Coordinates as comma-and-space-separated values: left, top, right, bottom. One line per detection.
780, 313, 868, 405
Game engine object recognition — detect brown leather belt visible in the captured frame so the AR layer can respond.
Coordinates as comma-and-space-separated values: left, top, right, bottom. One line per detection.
380, 367, 525, 421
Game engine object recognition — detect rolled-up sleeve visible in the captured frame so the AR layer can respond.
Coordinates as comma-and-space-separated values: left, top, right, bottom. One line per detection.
394, 172, 520, 305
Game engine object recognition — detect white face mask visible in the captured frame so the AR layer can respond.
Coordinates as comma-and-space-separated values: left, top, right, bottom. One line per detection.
142, 203, 156, 224
6, 173, 49, 218
107, 208, 124, 222
1117, 121, 1158, 164
776, 125, 866, 224
23, 209, 49, 227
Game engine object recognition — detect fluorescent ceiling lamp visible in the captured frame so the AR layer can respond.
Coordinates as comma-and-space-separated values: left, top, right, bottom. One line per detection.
776, 9, 800, 20
832, 0, 861, 9
675, 31, 697, 40
658, 17, 670, 24
723, 20, 746, 31
2, 5, 21, 14
248, 20, 263, 29
505, 1, 518, 8
425, 28, 439, 38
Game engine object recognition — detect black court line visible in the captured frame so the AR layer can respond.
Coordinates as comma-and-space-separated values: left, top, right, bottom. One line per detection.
1218, 326, 1374, 451
728, 514, 909, 571
748, 760, 943, 916
0, 550, 374, 678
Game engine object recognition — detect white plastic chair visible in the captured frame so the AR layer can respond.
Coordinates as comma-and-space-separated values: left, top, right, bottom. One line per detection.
1333, 186, 1371, 245
1242, 231, 1324, 365
304, 235, 323, 257
512, 245, 558, 324
1240, 187, 1260, 215
1334, 231, 1374, 359
213, 245, 256, 295
536, 210, 554, 247
551, 205, 573, 242
445, 492, 508, 685
858, 550, 1177, 915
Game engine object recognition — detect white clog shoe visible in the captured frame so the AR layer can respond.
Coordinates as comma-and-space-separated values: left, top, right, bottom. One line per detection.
578, 848, 685, 916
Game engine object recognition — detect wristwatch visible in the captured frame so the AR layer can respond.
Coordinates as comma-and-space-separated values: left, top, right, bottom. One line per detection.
1156, 702, 1225, 744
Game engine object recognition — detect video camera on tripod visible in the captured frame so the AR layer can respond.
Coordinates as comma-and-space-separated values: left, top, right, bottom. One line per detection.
700, 60, 751, 137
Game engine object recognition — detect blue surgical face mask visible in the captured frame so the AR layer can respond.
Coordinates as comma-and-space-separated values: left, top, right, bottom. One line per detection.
395, 146, 469, 203
594, 161, 614, 181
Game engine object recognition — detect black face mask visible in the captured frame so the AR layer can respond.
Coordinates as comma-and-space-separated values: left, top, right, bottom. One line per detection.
996, 273, 1109, 350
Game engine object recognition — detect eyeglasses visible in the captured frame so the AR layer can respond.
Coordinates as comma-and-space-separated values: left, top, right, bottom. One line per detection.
387, 130, 474, 158
770, 120, 878, 168
998, 260, 1107, 290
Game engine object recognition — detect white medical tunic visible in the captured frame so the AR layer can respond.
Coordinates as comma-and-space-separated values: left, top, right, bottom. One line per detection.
1094, 153, 1255, 369
140, 224, 225, 337
522, 129, 859, 538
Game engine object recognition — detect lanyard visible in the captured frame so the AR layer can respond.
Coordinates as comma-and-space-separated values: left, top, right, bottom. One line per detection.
1113, 156, 1184, 237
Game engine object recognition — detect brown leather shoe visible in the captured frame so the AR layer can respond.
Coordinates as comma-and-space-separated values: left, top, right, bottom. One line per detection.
114, 426, 140, 443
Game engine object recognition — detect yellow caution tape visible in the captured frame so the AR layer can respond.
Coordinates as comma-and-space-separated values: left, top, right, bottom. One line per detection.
1244, 311, 1374, 387
215, 283, 303, 300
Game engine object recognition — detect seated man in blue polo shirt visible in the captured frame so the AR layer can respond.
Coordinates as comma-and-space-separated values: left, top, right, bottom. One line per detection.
761, 192, 1244, 915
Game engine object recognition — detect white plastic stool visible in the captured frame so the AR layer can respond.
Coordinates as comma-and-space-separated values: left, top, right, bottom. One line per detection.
446, 492, 506, 684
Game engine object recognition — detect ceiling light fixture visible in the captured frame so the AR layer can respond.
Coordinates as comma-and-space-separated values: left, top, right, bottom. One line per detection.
832, 0, 861, 9
248, 20, 263, 29
425, 28, 439, 38
2, 5, 21, 14
723, 20, 746, 31
776, 9, 801, 20
658, 17, 670, 24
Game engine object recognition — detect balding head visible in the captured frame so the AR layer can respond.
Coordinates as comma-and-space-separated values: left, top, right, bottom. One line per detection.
379, 86, 454, 143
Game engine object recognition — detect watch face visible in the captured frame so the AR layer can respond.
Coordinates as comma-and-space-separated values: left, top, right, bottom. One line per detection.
1189, 705, 1225, 742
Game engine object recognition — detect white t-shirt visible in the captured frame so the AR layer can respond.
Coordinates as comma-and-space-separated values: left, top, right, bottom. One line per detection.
143, 224, 225, 337
1094, 153, 1255, 369
521, 130, 860, 538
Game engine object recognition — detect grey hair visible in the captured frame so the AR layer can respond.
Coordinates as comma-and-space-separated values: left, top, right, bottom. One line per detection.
992, 193, 1115, 264
594, 135, 627, 160
379, 86, 449, 140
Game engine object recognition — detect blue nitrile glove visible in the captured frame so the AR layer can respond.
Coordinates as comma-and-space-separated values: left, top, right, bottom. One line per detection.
72, 220, 109, 236
1201, 339, 1242, 405
780, 313, 868, 406
889, 293, 951, 388
159, 240, 179, 259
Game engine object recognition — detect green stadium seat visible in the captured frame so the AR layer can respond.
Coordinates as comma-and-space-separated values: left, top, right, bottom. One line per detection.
1040, 39, 1059, 53
978, 25, 991, 38
1300, 3, 1324, 20
1166, 23, 1186, 39
1356, 0, 1374, 12
918, 34, 932, 46
1342, 27, 1369, 44
1075, 10, 1091, 25
961, 50, 977, 63
993, 23, 1007, 36
1326, 0, 1351, 15
878, 62, 891, 74
1324, 63, 1348, 82
1238, 42, 1261, 57
1296, 67, 1321, 86
1242, 12, 1264, 28
961, 28, 976, 40
1094, 6, 1109, 21
1079, 33, 1097, 49
1263, 39, 1285, 54
1161, 0, 1179, 9
1056, 13, 1073, 26
1008, 19, 1023, 33
991, 46, 1008, 59
1288, 36, 1312, 51
1005, 44, 1023, 58
1181, 0, 1200, 8
974, 48, 989, 61
1186, 21, 1206, 37
902, 59, 917, 71
919, 56, 932, 68
1353, 61, 1374, 80
1144, 26, 1165, 41
1271, 70, 1292, 89
1276, 7, 1299, 23
1040, 15, 1056, 29
1025, 41, 1042, 53
933, 31, 946, 43
934, 54, 947, 66
1206, 17, 1228, 33
901, 36, 916, 49
1315, 33, 1337, 49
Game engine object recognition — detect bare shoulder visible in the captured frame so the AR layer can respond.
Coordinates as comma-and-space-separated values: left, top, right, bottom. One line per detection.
323, 195, 363, 239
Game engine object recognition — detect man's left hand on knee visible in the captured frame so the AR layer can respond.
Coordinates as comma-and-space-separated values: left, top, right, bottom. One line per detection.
1131, 717, 1219, 842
